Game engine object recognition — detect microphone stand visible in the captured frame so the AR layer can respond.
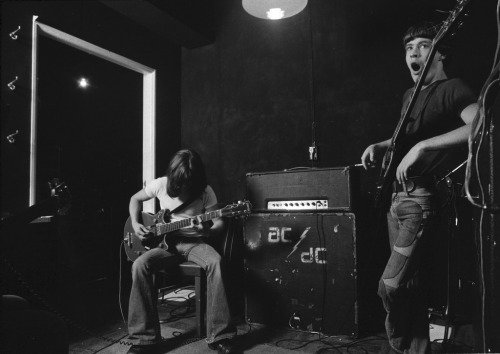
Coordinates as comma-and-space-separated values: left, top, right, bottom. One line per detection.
443, 177, 457, 351
437, 160, 466, 351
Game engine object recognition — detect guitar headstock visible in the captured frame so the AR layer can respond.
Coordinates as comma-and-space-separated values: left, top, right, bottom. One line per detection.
220, 200, 252, 218
434, 0, 472, 44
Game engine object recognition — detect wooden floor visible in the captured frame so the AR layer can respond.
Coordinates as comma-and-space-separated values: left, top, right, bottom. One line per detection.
3, 268, 478, 354
64, 279, 390, 354
61, 278, 476, 354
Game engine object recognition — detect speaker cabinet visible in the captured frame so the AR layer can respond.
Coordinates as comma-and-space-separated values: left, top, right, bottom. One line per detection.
244, 213, 375, 336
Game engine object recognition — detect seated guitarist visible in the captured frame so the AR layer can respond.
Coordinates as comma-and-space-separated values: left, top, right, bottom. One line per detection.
360, 22, 478, 354
126, 149, 236, 354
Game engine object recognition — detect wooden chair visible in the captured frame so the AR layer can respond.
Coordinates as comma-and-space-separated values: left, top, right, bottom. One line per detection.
176, 261, 206, 337
158, 216, 243, 338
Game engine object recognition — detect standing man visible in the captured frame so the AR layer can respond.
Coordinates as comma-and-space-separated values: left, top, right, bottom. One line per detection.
361, 22, 478, 353
126, 149, 236, 354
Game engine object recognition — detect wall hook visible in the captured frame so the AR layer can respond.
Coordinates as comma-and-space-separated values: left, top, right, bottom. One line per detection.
7, 130, 19, 143
9, 26, 21, 40
7, 76, 19, 90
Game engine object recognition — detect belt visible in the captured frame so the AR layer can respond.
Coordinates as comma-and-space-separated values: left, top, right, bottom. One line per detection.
393, 175, 435, 193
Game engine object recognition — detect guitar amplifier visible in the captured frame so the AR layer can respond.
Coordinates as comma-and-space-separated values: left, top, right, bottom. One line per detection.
246, 167, 359, 212
244, 212, 382, 336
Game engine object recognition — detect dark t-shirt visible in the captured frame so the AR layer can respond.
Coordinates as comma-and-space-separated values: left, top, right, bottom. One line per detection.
400, 78, 476, 178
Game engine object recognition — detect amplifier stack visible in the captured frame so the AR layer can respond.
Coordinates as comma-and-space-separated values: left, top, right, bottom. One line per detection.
243, 167, 380, 336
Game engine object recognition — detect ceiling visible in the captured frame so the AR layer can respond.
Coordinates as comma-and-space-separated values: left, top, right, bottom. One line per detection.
100, 0, 215, 49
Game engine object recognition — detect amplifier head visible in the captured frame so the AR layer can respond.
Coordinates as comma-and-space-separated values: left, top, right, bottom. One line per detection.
246, 167, 359, 212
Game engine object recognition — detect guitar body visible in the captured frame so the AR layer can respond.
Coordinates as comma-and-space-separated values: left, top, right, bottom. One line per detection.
123, 210, 170, 262
123, 201, 252, 262
374, 145, 401, 209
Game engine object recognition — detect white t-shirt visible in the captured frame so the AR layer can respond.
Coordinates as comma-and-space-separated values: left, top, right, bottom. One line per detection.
144, 176, 218, 237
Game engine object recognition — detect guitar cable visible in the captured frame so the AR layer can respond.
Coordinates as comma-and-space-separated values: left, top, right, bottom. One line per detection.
118, 240, 128, 325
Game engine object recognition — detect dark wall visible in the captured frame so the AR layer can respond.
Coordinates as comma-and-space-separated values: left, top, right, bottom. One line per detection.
181, 0, 498, 203
1, 0, 182, 215
0, 1, 183, 289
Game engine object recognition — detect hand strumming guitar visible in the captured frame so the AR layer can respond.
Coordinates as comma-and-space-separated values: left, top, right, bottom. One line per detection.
360, 139, 391, 170
131, 220, 151, 240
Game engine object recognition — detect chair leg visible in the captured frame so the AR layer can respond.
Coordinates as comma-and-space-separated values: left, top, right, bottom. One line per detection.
194, 273, 207, 338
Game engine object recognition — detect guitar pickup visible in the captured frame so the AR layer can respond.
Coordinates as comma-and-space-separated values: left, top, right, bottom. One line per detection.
124, 232, 133, 247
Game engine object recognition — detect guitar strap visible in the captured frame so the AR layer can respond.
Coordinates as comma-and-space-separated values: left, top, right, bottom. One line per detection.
406, 79, 445, 130
163, 193, 204, 251
167, 193, 202, 216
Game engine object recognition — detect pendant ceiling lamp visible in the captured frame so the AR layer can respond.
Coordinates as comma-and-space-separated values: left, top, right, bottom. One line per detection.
242, 0, 308, 20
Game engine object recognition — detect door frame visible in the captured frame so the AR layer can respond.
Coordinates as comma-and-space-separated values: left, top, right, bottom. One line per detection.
31, 16, 157, 212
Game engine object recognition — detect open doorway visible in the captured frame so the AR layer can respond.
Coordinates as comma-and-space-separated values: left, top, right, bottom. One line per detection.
31, 20, 157, 283
31, 19, 157, 212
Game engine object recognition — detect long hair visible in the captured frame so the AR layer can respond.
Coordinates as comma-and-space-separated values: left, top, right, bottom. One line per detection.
165, 149, 207, 198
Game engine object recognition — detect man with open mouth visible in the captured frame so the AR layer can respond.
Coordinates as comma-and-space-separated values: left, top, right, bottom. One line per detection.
361, 21, 479, 354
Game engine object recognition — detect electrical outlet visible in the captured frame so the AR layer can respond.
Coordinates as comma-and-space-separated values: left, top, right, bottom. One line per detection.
309, 146, 318, 161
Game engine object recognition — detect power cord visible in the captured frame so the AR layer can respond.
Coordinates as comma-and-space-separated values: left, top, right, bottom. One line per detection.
314, 335, 387, 353
274, 330, 385, 352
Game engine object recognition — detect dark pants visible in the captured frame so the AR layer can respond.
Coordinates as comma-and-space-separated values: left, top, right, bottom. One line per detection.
128, 242, 236, 345
378, 189, 439, 354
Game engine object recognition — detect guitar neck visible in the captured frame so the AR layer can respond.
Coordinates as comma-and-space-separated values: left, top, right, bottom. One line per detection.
154, 210, 222, 236
391, 45, 440, 147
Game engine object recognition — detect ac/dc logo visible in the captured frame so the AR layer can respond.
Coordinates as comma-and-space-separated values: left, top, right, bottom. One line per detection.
299, 247, 327, 264
267, 226, 327, 264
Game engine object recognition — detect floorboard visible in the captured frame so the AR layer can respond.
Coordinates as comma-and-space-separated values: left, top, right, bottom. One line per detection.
62, 281, 473, 354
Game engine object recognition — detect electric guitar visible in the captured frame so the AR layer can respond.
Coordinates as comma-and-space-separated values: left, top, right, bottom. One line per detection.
373, 0, 472, 208
123, 201, 252, 262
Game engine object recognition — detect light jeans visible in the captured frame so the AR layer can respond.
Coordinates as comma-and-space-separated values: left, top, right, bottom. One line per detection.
378, 188, 439, 354
127, 242, 236, 345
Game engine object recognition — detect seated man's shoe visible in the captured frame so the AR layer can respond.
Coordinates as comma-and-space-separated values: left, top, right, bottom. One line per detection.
208, 338, 236, 354
126, 344, 159, 354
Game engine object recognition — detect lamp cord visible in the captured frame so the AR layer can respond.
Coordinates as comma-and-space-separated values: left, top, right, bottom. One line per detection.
308, 1, 317, 166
